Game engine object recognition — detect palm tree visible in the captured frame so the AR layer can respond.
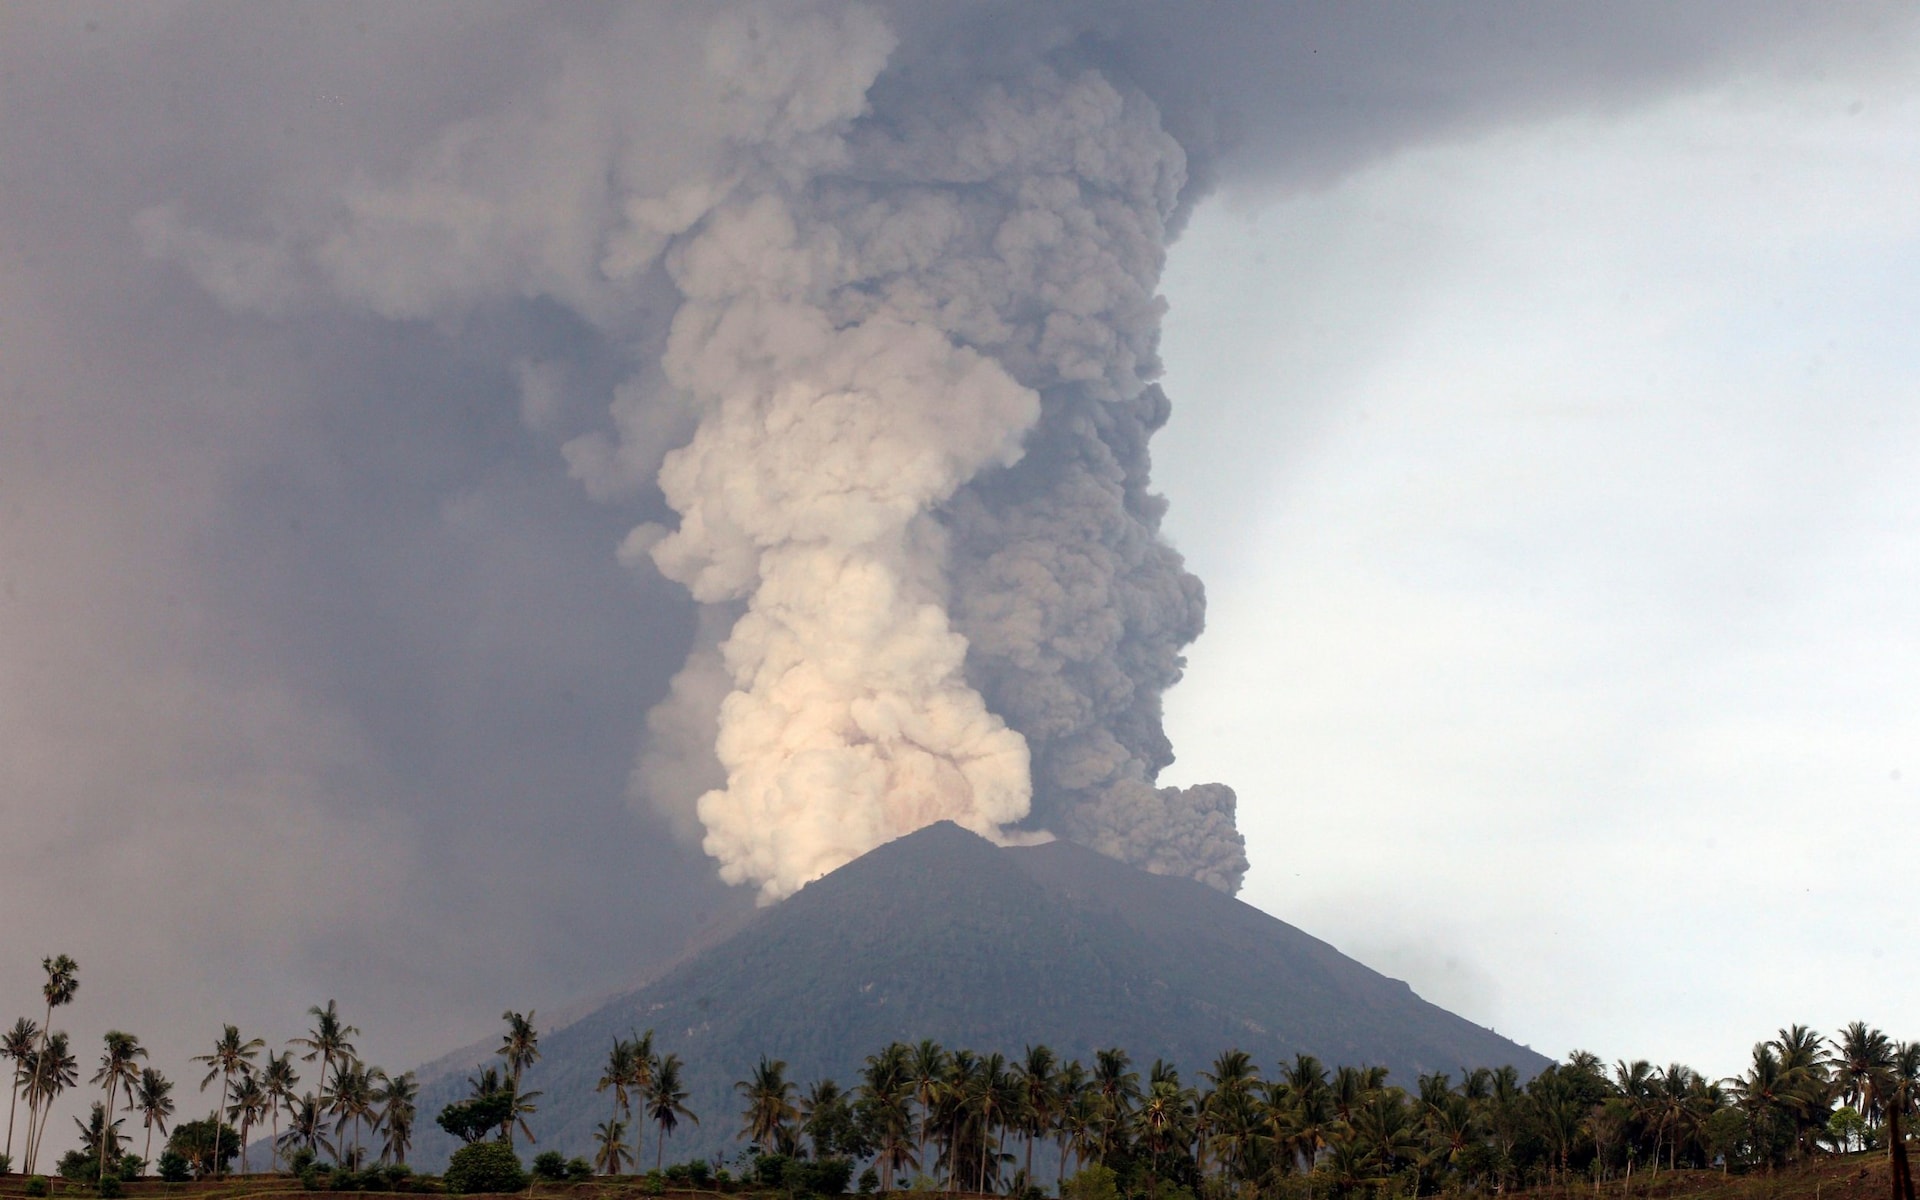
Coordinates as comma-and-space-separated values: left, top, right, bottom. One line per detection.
24, 954, 77, 1175
497, 1010, 540, 1149
646, 1054, 697, 1170
21, 1031, 76, 1175
263, 1051, 300, 1171
737, 1055, 799, 1153
133, 1067, 175, 1174
1014, 1044, 1059, 1190
626, 1030, 657, 1172
1829, 1023, 1914, 1200
860, 1043, 917, 1192
290, 1000, 359, 1141
3, 1018, 40, 1167
1052, 1060, 1088, 1192
599, 1039, 638, 1125
1091, 1048, 1140, 1165
325, 1058, 379, 1167
278, 1093, 325, 1161
801, 1078, 850, 1160
908, 1040, 948, 1182
594, 1119, 634, 1175
91, 1031, 147, 1180
73, 1102, 125, 1173
377, 1071, 418, 1165
193, 1024, 264, 1178
227, 1070, 268, 1174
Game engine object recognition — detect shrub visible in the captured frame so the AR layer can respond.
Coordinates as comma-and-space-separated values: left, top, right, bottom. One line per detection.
289, 1148, 318, 1175
60, 1149, 100, 1182
383, 1164, 417, 1189
444, 1141, 528, 1195
114, 1154, 143, 1181
0, 1152, 11, 1176
564, 1158, 593, 1183
666, 1162, 691, 1184
99, 1175, 125, 1198
532, 1152, 569, 1182
298, 1162, 326, 1191
803, 1157, 854, 1196
855, 1167, 877, 1195
1062, 1165, 1119, 1200
643, 1169, 666, 1195
25, 1177, 51, 1198
157, 1151, 192, 1183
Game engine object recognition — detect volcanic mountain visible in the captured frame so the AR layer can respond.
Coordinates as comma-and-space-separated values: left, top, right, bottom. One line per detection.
411, 823, 1549, 1168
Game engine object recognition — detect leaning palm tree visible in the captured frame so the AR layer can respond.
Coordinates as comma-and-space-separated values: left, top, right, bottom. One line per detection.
593, 1119, 634, 1176
91, 1031, 147, 1180
21, 1030, 77, 1175
737, 1056, 799, 1153
3, 1017, 40, 1166
497, 1011, 540, 1149
23, 955, 77, 1175
376, 1071, 418, 1166
646, 1054, 697, 1170
262, 1051, 300, 1171
193, 1024, 264, 1178
133, 1067, 175, 1175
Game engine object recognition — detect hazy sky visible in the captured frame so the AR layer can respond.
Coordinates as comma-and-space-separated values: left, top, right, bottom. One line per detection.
3, 1, 1917, 1139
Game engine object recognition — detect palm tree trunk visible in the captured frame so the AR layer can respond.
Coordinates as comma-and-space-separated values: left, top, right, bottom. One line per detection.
143, 1119, 154, 1175
1889, 1108, 1914, 1200
213, 1070, 231, 1179
100, 1075, 118, 1180
655, 1121, 665, 1171
6, 1077, 19, 1164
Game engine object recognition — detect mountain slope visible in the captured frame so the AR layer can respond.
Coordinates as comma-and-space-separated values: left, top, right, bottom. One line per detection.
412, 823, 1548, 1168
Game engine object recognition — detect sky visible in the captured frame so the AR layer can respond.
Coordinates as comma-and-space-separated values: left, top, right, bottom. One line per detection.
3, 0, 1918, 1143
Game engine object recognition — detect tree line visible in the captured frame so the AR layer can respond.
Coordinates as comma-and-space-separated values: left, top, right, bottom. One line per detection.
9, 951, 1919, 1200
701, 1023, 1919, 1200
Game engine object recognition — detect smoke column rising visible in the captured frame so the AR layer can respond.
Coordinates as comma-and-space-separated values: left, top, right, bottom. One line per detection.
141, 2, 1248, 900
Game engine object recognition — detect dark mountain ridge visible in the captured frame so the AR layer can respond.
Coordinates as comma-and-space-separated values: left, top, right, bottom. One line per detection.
411, 823, 1548, 1168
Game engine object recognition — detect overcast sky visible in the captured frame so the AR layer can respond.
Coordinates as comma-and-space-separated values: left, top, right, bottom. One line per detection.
4, 2, 1917, 1139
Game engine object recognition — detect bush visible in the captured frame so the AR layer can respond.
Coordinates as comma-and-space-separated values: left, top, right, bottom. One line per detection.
289, 1148, 318, 1175
99, 1175, 124, 1198
384, 1164, 417, 1189
0, 1152, 11, 1176
157, 1151, 192, 1183
299, 1162, 326, 1191
643, 1170, 666, 1195
25, 1177, 51, 1198
60, 1149, 100, 1183
803, 1158, 854, 1196
1062, 1165, 1119, 1200
444, 1141, 528, 1195
565, 1158, 593, 1183
532, 1152, 569, 1182
114, 1154, 143, 1181
855, 1168, 877, 1195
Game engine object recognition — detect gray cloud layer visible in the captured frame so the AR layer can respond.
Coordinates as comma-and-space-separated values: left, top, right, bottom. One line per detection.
3, 0, 1907, 1084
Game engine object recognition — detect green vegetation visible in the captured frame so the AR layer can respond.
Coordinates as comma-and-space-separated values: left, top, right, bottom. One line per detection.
6, 943, 1919, 1200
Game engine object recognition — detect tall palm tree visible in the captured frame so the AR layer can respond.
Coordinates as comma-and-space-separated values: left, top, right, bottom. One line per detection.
3, 1017, 40, 1166
646, 1054, 696, 1170
193, 1024, 264, 1178
263, 1051, 300, 1171
72, 1102, 126, 1172
1829, 1023, 1914, 1200
801, 1078, 849, 1160
227, 1070, 269, 1175
377, 1071, 418, 1166
1052, 1060, 1088, 1192
908, 1040, 948, 1182
497, 1010, 540, 1149
325, 1058, 378, 1167
91, 1031, 147, 1180
1014, 1045, 1059, 1189
290, 999, 359, 1142
21, 1031, 76, 1175
133, 1068, 175, 1175
24, 954, 77, 1174
278, 1093, 325, 1161
599, 1039, 638, 1125
594, 1120, 633, 1175
626, 1030, 657, 1172
860, 1043, 917, 1192
737, 1056, 799, 1153
1091, 1048, 1140, 1165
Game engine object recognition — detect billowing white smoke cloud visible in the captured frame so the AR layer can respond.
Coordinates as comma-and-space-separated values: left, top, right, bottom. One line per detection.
141, 0, 1247, 899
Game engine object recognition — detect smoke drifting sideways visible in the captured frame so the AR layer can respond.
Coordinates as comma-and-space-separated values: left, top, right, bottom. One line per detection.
144, 1, 1249, 901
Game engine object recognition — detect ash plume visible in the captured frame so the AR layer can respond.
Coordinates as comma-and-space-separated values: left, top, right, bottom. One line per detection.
140, 1, 1247, 900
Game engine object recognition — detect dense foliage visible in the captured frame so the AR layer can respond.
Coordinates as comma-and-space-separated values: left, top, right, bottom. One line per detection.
444, 1140, 529, 1194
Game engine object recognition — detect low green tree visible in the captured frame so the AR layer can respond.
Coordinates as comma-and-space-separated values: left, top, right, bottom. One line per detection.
444, 1140, 527, 1194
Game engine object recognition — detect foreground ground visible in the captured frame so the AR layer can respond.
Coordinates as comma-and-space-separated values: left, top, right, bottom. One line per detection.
0, 1154, 1903, 1200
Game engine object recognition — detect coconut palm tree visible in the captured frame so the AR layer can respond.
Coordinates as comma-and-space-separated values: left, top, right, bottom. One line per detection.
325, 1058, 379, 1167
497, 1010, 540, 1149
377, 1071, 418, 1165
1829, 1023, 1914, 1200
1091, 1048, 1140, 1165
278, 1093, 325, 1161
594, 1120, 634, 1175
227, 1070, 269, 1174
599, 1039, 638, 1124
908, 1040, 948, 1181
1051, 1060, 1088, 1192
1014, 1044, 1059, 1190
626, 1030, 657, 1171
290, 1000, 359, 1139
3, 1017, 40, 1166
91, 1031, 147, 1179
737, 1056, 799, 1153
133, 1067, 175, 1175
23, 954, 77, 1175
193, 1024, 264, 1178
801, 1078, 850, 1160
21, 1031, 76, 1175
860, 1043, 917, 1192
645, 1054, 696, 1170
73, 1102, 125, 1173
263, 1051, 300, 1171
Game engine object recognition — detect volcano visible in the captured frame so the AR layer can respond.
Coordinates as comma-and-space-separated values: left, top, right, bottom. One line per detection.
411, 823, 1548, 1167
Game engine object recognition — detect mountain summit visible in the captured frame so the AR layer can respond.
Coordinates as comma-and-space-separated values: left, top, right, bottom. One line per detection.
414, 823, 1548, 1166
